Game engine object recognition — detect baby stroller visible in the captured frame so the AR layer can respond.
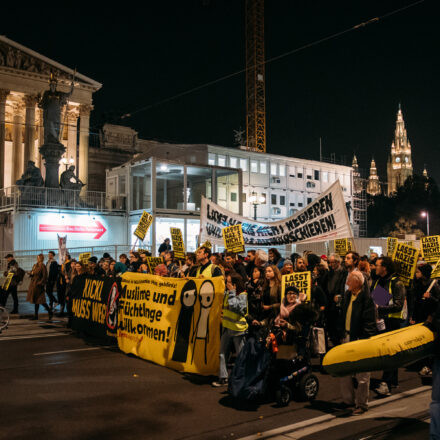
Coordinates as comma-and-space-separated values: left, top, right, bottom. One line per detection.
268, 324, 319, 406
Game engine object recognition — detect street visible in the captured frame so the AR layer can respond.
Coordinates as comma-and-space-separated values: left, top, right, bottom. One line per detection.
1, 317, 430, 440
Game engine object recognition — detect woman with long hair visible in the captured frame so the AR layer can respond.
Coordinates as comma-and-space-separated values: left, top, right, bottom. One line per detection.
245, 266, 265, 332
262, 265, 282, 323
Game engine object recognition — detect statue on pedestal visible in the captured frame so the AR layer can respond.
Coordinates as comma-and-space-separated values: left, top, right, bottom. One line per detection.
16, 161, 44, 187
60, 165, 84, 191
38, 72, 75, 188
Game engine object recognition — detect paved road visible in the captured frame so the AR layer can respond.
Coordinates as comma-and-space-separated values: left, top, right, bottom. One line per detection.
0, 319, 429, 440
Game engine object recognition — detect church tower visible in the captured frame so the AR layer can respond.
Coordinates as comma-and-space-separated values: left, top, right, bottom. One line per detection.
387, 104, 413, 195
352, 154, 363, 194
367, 158, 381, 196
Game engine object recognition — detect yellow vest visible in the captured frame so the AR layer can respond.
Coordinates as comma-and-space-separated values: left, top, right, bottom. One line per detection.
373, 277, 406, 320
196, 263, 217, 278
222, 291, 248, 332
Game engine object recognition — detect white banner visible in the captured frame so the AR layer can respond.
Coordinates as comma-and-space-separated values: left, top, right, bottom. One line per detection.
200, 181, 352, 247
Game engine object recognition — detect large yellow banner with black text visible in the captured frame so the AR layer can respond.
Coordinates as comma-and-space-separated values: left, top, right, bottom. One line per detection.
118, 273, 225, 375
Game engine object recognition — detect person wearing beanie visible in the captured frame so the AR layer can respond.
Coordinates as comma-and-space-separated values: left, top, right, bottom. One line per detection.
281, 259, 294, 275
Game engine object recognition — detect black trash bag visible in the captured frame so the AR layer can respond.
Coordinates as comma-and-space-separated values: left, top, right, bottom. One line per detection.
228, 333, 272, 401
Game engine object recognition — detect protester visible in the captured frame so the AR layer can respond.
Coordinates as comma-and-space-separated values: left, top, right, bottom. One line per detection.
344, 251, 360, 274
358, 260, 372, 288
57, 254, 72, 317
369, 257, 379, 283
339, 270, 376, 415
245, 250, 256, 278
1, 253, 23, 314
158, 238, 171, 255
163, 251, 179, 277
268, 248, 285, 270
119, 254, 129, 268
295, 257, 307, 272
183, 253, 197, 277
127, 253, 142, 273
280, 259, 294, 275
255, 249, 269, 269
195, 246, 222, 277
373, 256, 406, 396
262, 265, 282, 323
27, 254, 52, 321
212, 273, 248, 387
45, 251, 59, 309
224, 251, 248, 281
88, 256, 105, 276
245, 266, 265, 334
68, 261, 85, 326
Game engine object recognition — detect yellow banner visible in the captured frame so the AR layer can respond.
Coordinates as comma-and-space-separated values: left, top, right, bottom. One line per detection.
222, 224, 245, 253
170, 227, 185, 260
134, 211, 153, 241
432, 260, 440, 279
421, 235, 440, 264
392, 242, 419, 286
387, 237, 398, 257
118, 273, 225, 375
145, 257, 163, 274
2, 272, 14, 291
79, 252, 91, 265
281, 271, 311, 301
334, 238, 352, 257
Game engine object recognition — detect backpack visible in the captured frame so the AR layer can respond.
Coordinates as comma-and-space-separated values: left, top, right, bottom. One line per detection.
15, 267, 25, 283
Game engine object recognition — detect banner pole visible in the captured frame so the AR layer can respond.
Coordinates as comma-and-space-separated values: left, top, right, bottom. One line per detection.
131, 237, 139, 252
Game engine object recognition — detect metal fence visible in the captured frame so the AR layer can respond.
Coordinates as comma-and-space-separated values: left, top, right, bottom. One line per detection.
0, 244, 152, 272
0, 186, 126, 213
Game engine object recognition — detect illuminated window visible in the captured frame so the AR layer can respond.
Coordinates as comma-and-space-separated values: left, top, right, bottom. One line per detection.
229, 157, 238, 168
218, 155, 226, 167
208, 153, 216, 166
260, 161, 267, 174
239, 158, 248, 171
250, 160, 258, 173
279, 165, 285, 176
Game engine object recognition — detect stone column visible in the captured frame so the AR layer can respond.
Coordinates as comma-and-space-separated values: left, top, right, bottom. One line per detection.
37, 108, 44, 171
67, 106, 79, 165
11, 101, 24, 184
23, 95, 38, 166
0, 89, 9, 189
79, 104, 92, 190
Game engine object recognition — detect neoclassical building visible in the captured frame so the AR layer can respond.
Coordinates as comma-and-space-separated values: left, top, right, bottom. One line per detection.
0, 35, 102, 190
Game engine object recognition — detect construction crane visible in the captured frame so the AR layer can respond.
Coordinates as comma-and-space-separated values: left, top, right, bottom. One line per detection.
245, 0, 266, 153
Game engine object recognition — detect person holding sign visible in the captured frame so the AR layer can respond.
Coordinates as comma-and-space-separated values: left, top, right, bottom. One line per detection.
245, 266, 265, 334
261, 266, 282, 325
373, 257, 406, 397
195, 246, 222, 278
1, 254, 23, 314
212, 273, 248, 387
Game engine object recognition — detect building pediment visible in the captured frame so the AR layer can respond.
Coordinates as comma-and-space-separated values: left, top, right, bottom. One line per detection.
0, 35, 102, 91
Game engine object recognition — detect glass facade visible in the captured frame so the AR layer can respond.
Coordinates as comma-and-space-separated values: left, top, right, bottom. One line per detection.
186, 166, 212, 211
131, 162, 152, 211
156, 162, 184, 210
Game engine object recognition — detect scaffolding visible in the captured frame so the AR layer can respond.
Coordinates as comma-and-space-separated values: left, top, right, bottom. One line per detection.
352, 177, 368, 238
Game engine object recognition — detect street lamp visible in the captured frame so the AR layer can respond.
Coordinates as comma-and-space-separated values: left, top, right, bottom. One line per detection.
249, 191, 265, 221
60, 156, 75, 171
421, 211, 430, 236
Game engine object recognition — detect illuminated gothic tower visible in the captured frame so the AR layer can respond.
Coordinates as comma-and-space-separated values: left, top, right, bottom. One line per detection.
387, 104, 413, 195
367, 158, 381, 196
352, 155, 363, 194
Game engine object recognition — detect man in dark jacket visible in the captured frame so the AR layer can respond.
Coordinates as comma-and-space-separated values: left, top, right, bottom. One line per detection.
1, 254, 22, 314
373, 256, 406, 396
225, 252, 248, 282
158, 238, 171, 255
339, 270, 376, 415
46, 251, 59, 309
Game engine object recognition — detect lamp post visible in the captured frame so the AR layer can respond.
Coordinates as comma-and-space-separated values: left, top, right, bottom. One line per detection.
421, 211, 430, 236
60, 156, 75, 171
249, 191, 265, 221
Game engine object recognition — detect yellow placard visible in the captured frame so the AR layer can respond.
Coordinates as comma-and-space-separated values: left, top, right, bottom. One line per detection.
118, 273, 225, 375
222, 224, 245, 253
420, 235, 440, 264
79, 252, 91, 265
281, 271, 312, 302
334, 238, 351, 257
170, 227, 185, 260
145, 257, 164, 274
2, 272, 14, 291
134, 211, 154, 241
387, 237, 398, 257
431, 260, 440, 279
392, 242, 420, 286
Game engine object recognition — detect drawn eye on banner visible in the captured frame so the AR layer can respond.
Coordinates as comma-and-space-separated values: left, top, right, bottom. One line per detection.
191, 280, 215, 364
172, 280, 197, 363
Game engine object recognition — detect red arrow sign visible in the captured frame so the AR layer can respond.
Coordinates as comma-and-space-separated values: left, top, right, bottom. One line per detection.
39, 220, 107, 239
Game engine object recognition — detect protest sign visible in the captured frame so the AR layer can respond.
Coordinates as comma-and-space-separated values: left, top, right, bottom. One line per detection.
79, 252, 91, 265
387, 237, 398, 257
222, 224, 245, 253
431, 260, 440, 279
118, 273, 225, 375
145, 257, 164, 273
334, 238, 352, 257
392, 242, 419, 286
200, 180, 352, 247
281, 271, 312, 301
70, 275, 121, 339
134, 211, 153, 241
170, 227, 185, 260
420, 235, 440, 264
2, 272, 14, 291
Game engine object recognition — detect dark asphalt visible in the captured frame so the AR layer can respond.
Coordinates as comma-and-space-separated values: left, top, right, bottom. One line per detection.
0, 322, 427, 440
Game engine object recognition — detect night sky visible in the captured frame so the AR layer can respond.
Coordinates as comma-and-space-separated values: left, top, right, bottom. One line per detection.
3, 0, 439, 183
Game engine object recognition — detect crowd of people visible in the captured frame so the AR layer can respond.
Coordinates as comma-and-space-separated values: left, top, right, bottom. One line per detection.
1, 242, 439, 417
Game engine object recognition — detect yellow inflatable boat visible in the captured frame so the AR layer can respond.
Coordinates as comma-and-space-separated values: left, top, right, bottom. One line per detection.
323, 323, 435, 377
